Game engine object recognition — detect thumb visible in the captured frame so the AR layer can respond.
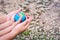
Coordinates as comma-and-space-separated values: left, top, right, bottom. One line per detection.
7, 9, 22, 21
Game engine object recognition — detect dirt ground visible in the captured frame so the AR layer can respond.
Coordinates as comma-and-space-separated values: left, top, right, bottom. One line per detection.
0, 0, 60, 40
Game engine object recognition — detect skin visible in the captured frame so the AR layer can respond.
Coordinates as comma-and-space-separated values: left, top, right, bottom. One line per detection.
0, 14, 7, 24
0, 9, 32, 40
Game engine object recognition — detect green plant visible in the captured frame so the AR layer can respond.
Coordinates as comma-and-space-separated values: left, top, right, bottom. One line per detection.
22, 30, 30, 36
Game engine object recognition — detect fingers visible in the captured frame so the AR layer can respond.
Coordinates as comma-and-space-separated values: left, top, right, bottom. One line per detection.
0, 15, 14, 30
7, 19, 28, 37
0, 32, 14, 40
0, 9, 22, 29
27, 15, 32, 22
0, 16, 22, 36
10, 15, 32, 34
24, 16, 32, 30
0, 21, 12, 30
0, 20, 30, 40
13, 17, 22, 26
0, 15, 32, 40
7, 12, 16, 21
0, 14, 7, 24
7, 9, 21, 21
10, 16, 32, 35
19, 15, 32, 26
24, 22, 30, 31
0, 25, 14, 36
11, 19, 28, 32
20, 19, 28, 26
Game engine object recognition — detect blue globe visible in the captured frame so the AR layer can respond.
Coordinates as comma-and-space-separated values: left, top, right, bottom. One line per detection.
14, 12, 26, 22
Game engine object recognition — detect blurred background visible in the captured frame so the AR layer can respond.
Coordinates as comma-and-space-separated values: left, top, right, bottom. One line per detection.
0, 0, 60, 40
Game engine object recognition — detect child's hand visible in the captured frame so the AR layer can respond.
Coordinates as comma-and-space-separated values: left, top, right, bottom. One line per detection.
0, 9, 21, 24
0, 9, 21, 30
7, 9, 21, 21
0, 9, 32, 40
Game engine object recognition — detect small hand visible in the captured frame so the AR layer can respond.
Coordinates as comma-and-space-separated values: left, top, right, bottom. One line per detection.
0, 9, 32, 40
0, 9, 21, 30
